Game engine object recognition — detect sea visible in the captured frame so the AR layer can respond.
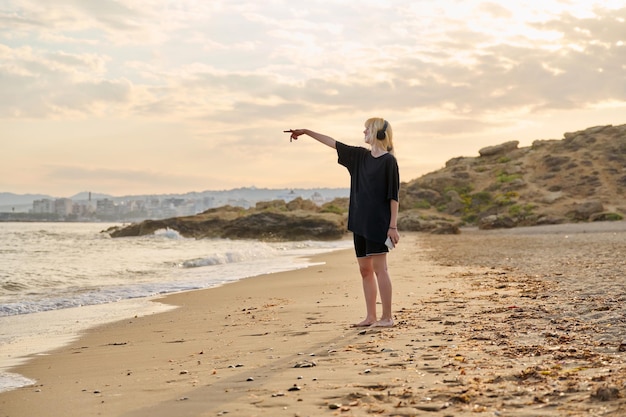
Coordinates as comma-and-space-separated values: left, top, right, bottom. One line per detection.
0, 222, 352, 393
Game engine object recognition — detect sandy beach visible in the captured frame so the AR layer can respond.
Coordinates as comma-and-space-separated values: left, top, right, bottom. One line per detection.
1, 225, 625, 417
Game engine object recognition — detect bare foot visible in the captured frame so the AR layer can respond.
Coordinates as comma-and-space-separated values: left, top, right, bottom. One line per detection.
370, 318, 394, 328
351, 319, 376, 327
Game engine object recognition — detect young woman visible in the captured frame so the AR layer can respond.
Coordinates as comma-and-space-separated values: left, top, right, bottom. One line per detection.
285, 118, 400, 327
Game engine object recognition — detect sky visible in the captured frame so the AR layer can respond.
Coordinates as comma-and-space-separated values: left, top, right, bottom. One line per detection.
1, 0, 625, 197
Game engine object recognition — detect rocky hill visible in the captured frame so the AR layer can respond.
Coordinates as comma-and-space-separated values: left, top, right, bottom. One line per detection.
400, 124, 626, 230
109, 124, 625, 239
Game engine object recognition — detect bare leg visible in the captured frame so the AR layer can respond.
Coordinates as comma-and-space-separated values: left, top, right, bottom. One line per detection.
370, 254, 393, 327
352, 256, 378, 327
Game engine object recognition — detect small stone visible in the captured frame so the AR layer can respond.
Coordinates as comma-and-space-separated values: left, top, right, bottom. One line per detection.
246, 377, 254, 382
294, 360, 316, 368
618, 342, 626, 352
288, 385, 301, 391
328, 403, 341, 409
592, 386, 620, 401
363, 369, 371, 374
179, 370, 189, 375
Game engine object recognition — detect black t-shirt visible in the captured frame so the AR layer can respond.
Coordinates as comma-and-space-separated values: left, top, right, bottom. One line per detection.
336, 141, 400, 243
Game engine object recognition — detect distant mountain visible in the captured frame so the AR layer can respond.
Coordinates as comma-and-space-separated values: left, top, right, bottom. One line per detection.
110, 187, 350, 205
399, 123, 626, 230
0, 193, 53, 206
69, 192, 114, 201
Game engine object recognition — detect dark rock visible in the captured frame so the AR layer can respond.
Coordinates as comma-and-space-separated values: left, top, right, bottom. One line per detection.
444, 190, 465, 215
591, 386, 620, 401
110, 210, 345, 241
543, 155, 571, 171
222, 211, 344, 240
567, 200, 604, 221
590, 212, 624, 222
478, 215, 516, 230
535, 216, 566, 225
430, 222, 461, 234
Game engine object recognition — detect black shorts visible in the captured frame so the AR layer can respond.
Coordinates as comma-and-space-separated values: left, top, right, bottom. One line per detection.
353, 233, 389, 258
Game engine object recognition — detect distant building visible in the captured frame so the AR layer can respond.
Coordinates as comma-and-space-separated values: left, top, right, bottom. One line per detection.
32, 199, 54, 214
55, 198, 73, 217
96, 199, 116, 218
72, 201, 95, 218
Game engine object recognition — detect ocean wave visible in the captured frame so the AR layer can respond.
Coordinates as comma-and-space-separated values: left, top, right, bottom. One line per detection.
151, 228, 184, 239
178, 250, 263, 268
0, 372, 36, 394
1, 223, 352, 318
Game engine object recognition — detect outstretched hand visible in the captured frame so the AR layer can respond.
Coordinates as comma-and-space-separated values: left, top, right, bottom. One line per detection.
283, 129, 305, 142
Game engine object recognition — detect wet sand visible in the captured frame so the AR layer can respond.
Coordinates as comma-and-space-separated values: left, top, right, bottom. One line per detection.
1, 223, 625, 416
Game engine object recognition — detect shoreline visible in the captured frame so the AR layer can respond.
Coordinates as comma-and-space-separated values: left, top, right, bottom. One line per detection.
0, 239, 351, 392
1, 228, 625, 416
0, 298, 176, 382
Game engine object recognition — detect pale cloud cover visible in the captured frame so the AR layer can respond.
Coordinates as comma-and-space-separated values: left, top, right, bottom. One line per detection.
1, 0, 625, 196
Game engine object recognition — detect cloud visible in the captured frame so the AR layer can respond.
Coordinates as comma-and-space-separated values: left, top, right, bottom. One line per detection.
2, 0, 626, 196
45, 164, 209, 193
0, 0, 165, 42
2, 2, 624, 125
0, 45, 132, 117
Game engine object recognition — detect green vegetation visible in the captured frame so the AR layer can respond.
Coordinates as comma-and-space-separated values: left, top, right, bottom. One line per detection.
470, 191, 492, 207
439, 189, 527, 225
412, 200, 431, 210
509, 203, 536, 218
598, 212, 624, 221
496, 171, 522, 183
461, 213, 478, 224
320, 204, 346, 215
444, 185, 473, 195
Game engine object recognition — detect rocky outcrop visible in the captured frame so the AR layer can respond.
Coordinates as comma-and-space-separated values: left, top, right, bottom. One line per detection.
567, 200, 604, 221
401, 123, 626, 230
397, 210, 461, 234
479, 140, 519, 157
108, 199, 348, 241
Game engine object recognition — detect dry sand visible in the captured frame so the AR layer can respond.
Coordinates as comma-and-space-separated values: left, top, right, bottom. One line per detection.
1, 225, 625, 417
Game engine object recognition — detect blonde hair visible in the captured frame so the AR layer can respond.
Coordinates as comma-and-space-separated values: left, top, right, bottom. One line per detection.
365, 117, 394, 155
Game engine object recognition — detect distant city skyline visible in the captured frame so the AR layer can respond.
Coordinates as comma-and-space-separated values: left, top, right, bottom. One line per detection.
0, 186, 350, 214
0, 186, 350, 223
2, 1, 625, 196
